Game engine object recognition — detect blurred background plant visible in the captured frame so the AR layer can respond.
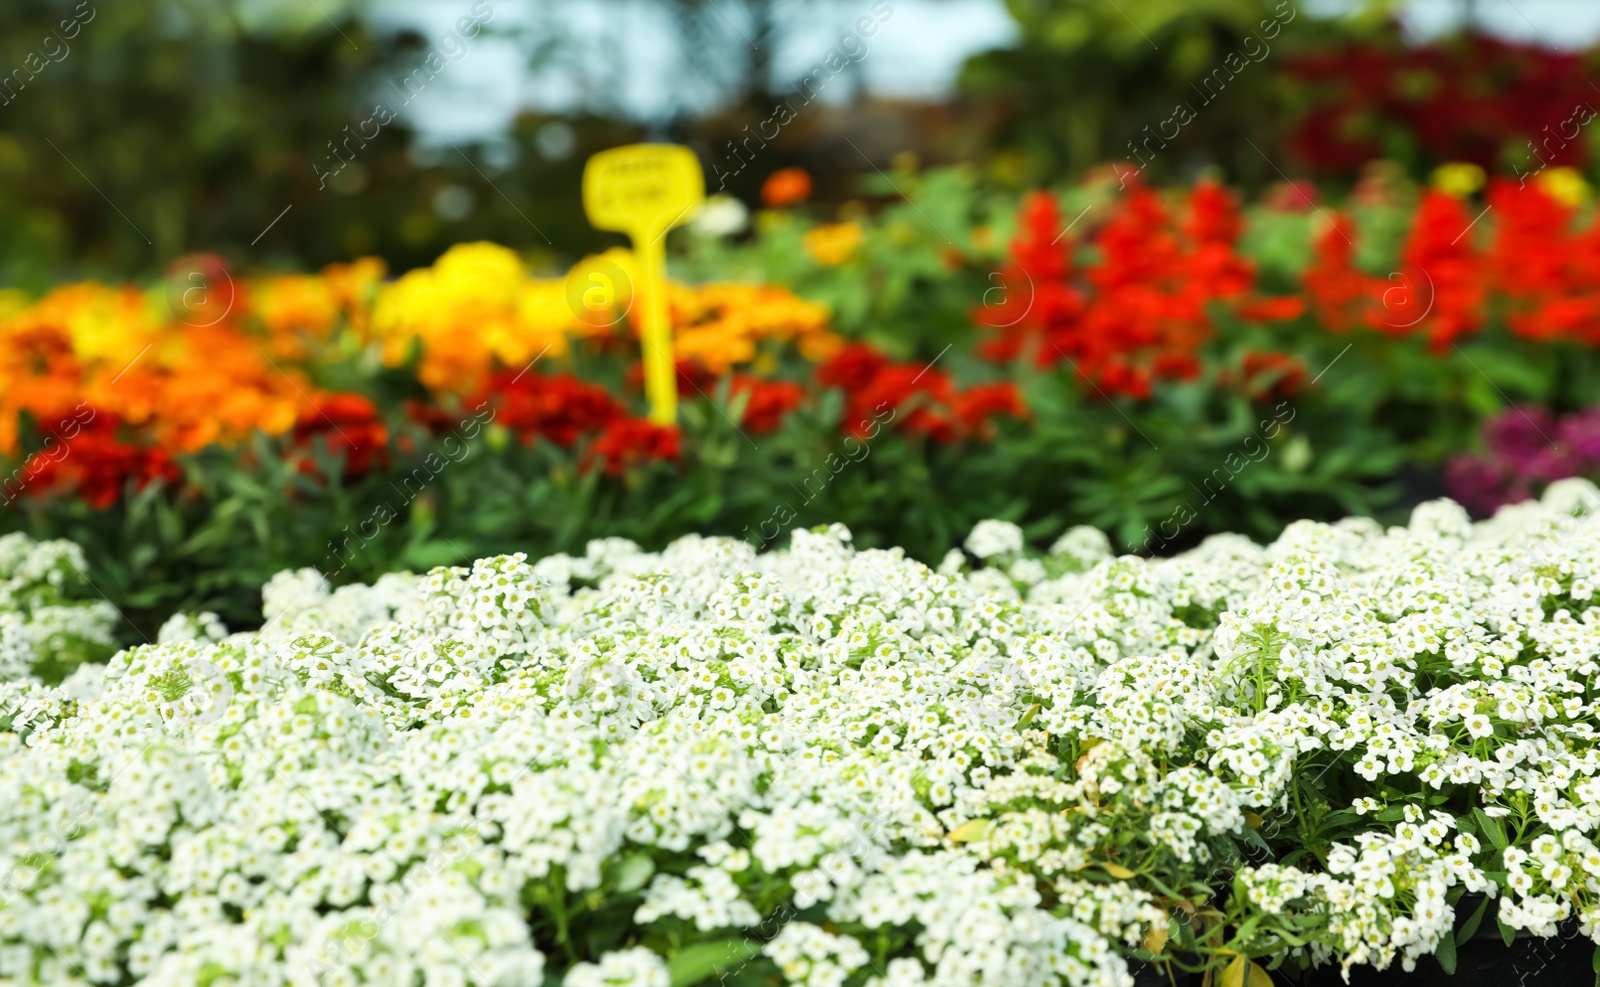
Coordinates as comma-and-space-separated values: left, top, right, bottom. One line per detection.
4, 0, 1598, 284
0, 0, 647, 289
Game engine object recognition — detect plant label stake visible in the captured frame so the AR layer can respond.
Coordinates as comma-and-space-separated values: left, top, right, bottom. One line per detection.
583, 144, 704, 425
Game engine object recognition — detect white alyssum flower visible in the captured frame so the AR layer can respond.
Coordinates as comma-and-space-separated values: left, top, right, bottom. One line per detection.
0, 532, 117, 681
5, 486, 1600, 984
965, 520, 1025, 559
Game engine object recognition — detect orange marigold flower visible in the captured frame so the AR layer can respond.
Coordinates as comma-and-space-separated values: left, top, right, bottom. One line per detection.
761, 167, 812, 208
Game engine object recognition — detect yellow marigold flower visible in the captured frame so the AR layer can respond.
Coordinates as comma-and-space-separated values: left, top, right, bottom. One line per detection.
370, 242, 573, 391
9, 283, 164, 372
252, 256, 385, 358
251, 273, 341, 358
1536, 166, 1590, 208
562, 248, 636, 332
803, 222, 863, 266
364, 241, 842, 391
1431, 162, 1486, 199
323, 257, 385, 322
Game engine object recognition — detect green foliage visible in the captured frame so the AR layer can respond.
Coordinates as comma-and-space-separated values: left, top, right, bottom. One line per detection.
2, 356, 1410, 647
0, 0, 639, 287
957, 0, 1394, 187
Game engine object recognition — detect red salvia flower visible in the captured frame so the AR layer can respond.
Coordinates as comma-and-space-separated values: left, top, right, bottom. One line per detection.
1303, 213, 1373, 333
816, 344, 1026, 443
980, 181, 1259, 399
952, 382, 1026, 438
1378, 190, 1486, 350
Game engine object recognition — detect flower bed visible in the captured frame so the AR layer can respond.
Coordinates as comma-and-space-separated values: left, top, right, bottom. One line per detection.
7, 170, 1600, 642
5, 484, 1600, 985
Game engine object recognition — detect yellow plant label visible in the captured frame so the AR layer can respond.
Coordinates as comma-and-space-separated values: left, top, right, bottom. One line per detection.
584, 144, 704, 240
583, 144, 704, 426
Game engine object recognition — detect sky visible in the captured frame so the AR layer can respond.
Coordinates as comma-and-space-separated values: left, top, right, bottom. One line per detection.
371, 0, 1600, 144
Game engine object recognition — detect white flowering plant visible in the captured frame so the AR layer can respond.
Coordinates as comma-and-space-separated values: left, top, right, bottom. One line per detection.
7, 482, 1600, 985
0, 532, 118, 684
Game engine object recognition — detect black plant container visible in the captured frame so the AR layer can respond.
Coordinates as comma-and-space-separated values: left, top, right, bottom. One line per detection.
1293, 897, 1593, 986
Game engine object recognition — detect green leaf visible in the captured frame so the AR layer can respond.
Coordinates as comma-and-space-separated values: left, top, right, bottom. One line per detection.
1219, 954, 1274, 987
1472, 809, 1508, 850
612, 853, 654, 894
1458, 894, 1491, 942
1435, 926, 1456, 974
400, 539, 467, 570
666, 938, 764, 987
1498, 918, 1515, 948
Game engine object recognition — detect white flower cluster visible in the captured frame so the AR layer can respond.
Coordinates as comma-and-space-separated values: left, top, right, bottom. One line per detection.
7, 482, 1600, 985
0, 532, 116, 683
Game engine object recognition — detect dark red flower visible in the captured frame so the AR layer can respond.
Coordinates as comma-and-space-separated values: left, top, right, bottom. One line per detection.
731, 376, 804, 434
624, 360, 719, 398
293, 393, 389, 477
952, 382, 1026, 438
1225, 352, 1308, 401
471, 371, 623, 447
1286, 31, 1595, 177
404, 400, 462, 436
816, 345, 890, 392
587, 418, 681, 475
19, 410, 181, 508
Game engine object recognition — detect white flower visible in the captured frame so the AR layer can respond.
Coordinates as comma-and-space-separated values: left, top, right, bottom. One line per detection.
6, 494, 1600, 986
690, 195, 749, 238
964, 520, 1024, 560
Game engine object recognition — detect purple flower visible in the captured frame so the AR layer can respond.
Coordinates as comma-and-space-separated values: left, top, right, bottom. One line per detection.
1444, 453, 1515, 517
1484, 406, 1559, 473
1558, 408, 1600, 469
